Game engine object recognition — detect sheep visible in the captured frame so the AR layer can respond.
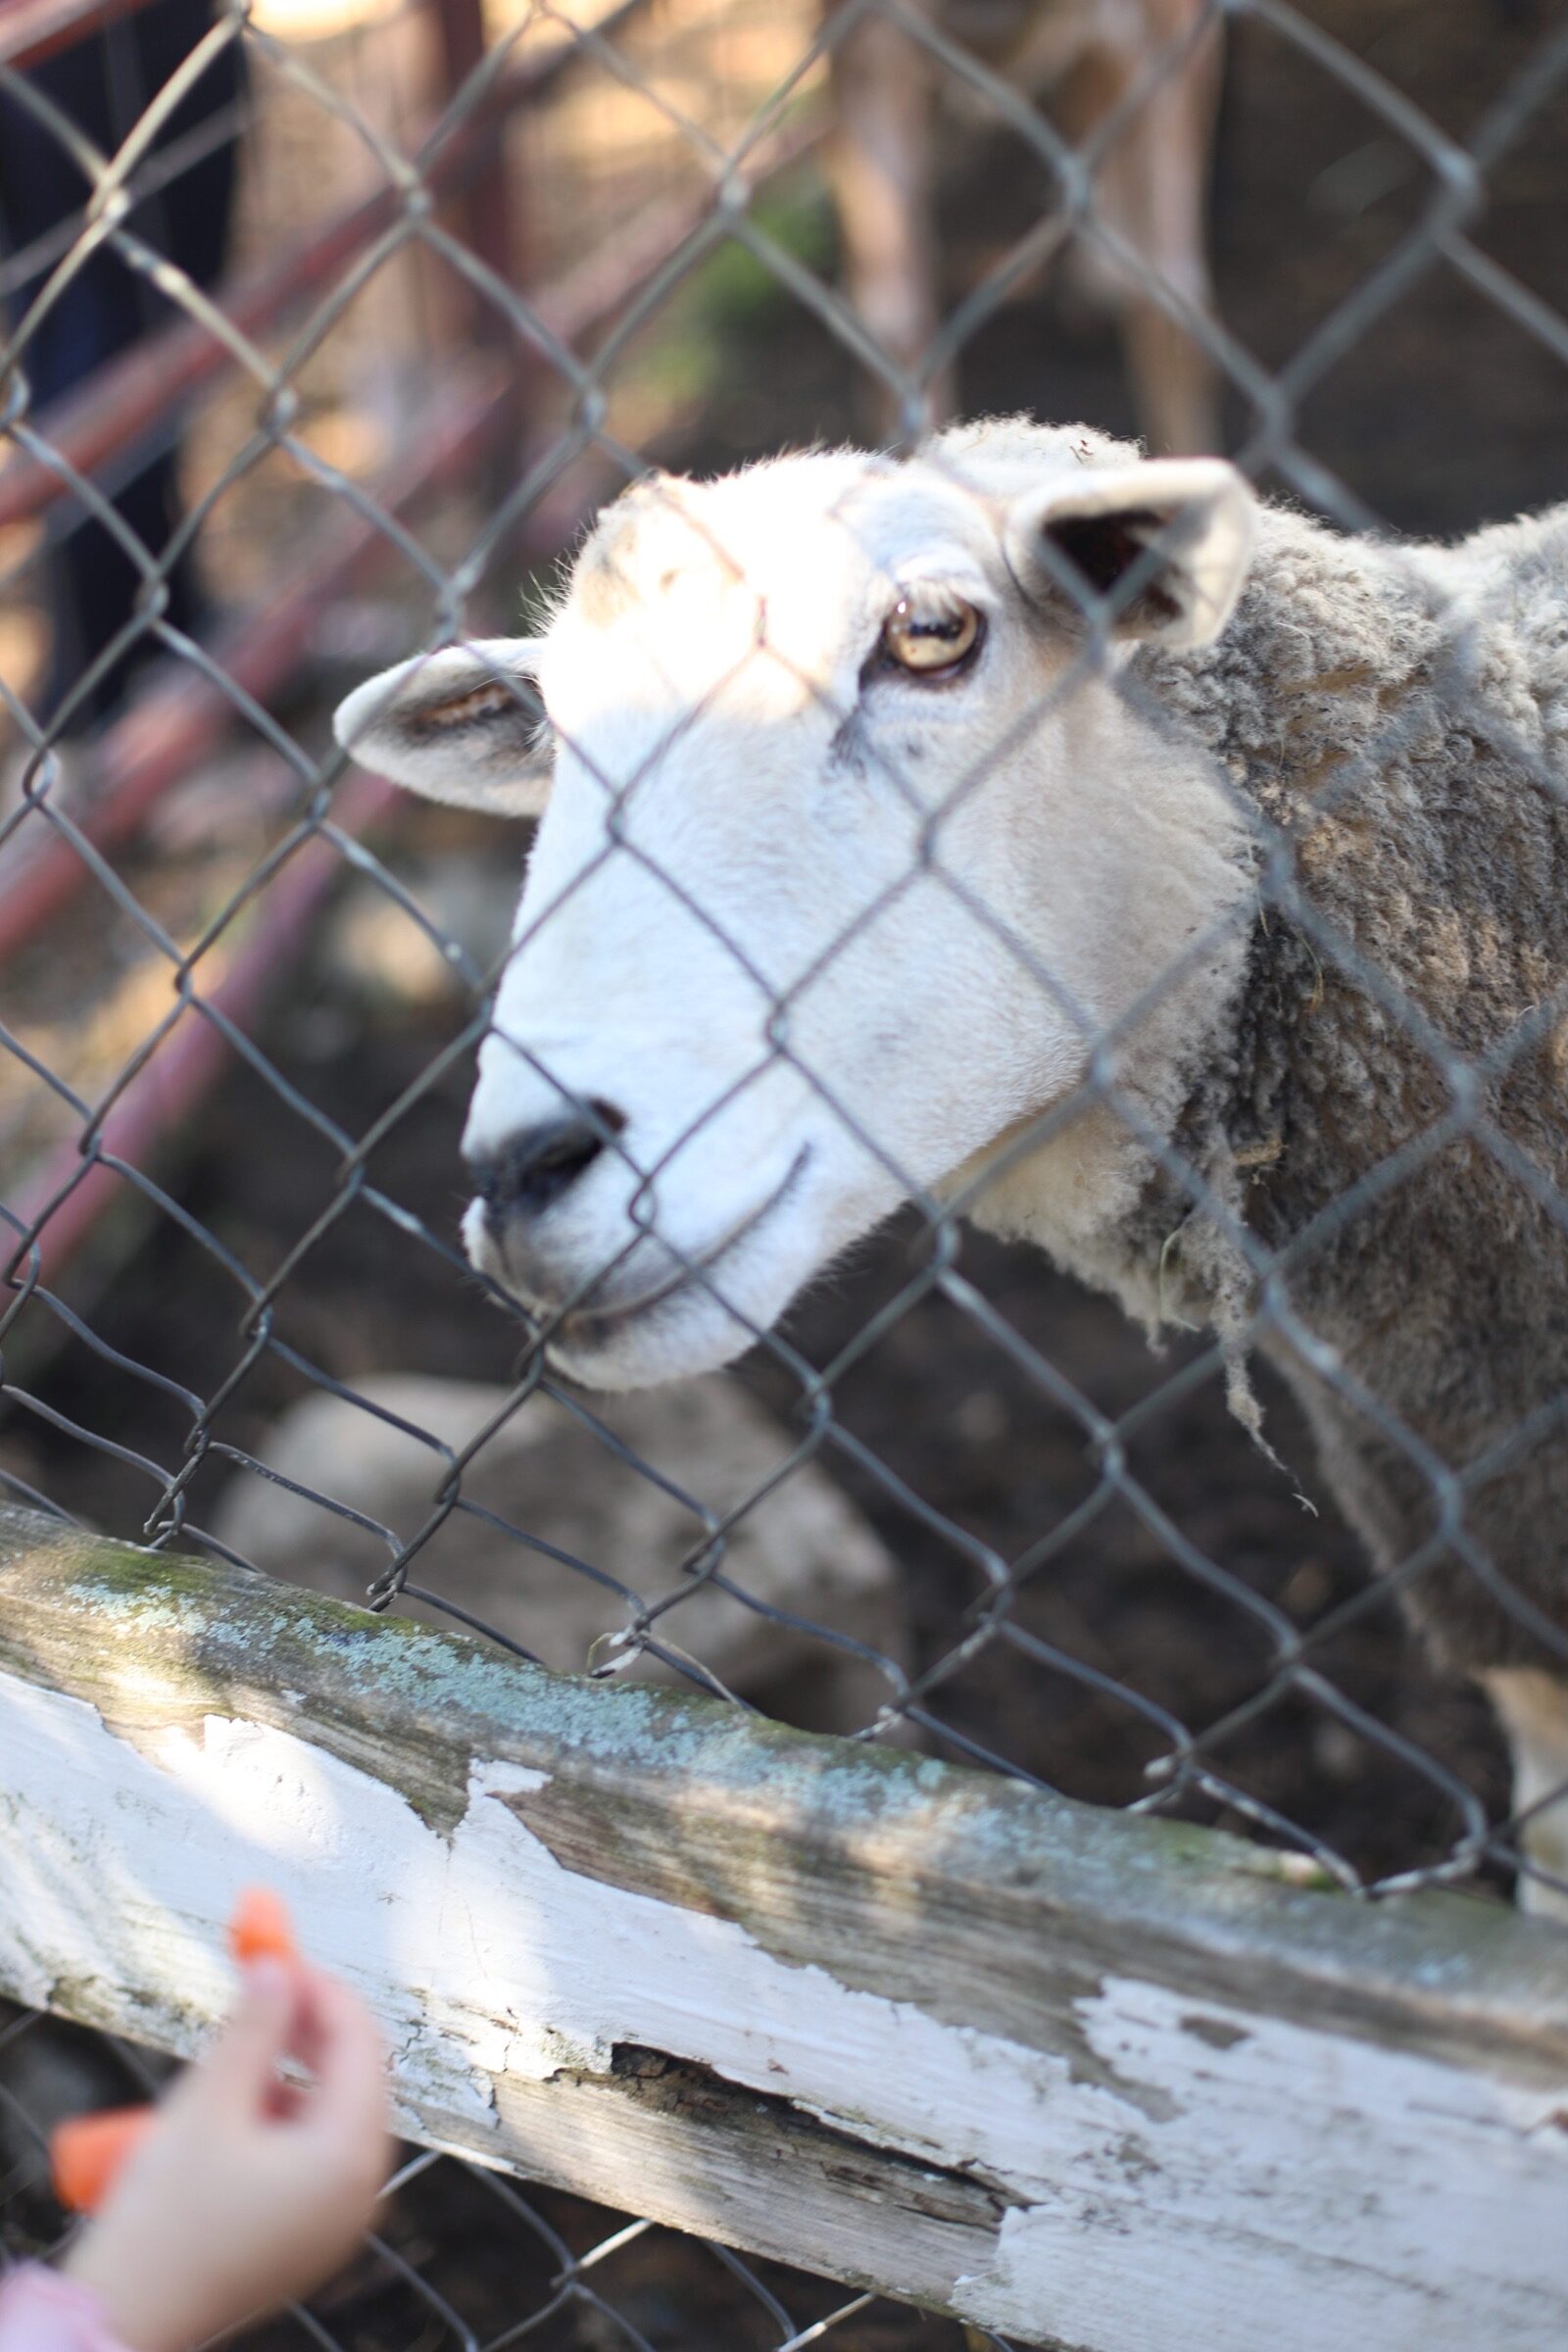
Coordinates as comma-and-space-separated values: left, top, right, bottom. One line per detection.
335, 415, 1568, 1918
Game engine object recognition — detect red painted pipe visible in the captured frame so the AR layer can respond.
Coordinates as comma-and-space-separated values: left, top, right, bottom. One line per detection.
0, 361, 507, 964
0, 105, 825, 962
0, 0, 652, 532
5, 766, 395, 1283
0, 0, 157, 73
0, 187, 397, 536
1, 111, 826, 1285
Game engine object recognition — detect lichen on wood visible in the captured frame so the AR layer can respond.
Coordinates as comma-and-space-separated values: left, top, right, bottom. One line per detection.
2, 1504, 1567, 2349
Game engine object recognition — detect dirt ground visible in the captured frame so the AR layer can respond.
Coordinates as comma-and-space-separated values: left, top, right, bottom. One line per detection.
4, 0, 1567, 2343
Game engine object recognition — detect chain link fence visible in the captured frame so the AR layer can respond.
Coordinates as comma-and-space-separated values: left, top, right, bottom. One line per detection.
2, 0, 1568, 2342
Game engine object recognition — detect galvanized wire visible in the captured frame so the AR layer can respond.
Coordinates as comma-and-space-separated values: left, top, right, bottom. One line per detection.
3, 0, 1568, 2340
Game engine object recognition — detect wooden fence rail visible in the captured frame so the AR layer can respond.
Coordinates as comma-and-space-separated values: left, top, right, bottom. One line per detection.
1, 1501, 1565, 2349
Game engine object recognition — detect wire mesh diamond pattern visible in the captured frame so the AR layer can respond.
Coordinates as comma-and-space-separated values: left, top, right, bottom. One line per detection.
3, 0, 1568, 2341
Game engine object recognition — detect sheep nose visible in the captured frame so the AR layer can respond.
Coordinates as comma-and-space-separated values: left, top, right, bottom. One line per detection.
466, 1104, 623, 1223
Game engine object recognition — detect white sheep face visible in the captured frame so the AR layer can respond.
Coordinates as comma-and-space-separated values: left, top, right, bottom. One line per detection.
334, 425, 1256, 1388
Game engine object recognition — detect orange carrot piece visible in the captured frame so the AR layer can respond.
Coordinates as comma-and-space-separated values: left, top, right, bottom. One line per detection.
51, 1893, 299, 2216
50, 2106, 154, 2213
51, 1894, 299, 2216
229, 1886, 297, 1967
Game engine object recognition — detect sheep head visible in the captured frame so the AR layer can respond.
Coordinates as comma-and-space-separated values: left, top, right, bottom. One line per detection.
334, 420, 1256, 1387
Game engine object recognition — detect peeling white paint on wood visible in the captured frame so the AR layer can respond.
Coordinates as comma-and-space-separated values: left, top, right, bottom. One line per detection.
2, 1517, 1568, 2348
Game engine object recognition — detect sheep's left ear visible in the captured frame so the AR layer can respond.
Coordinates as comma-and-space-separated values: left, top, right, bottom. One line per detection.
332, 638, 549, 816
1004, 460, 1254, 651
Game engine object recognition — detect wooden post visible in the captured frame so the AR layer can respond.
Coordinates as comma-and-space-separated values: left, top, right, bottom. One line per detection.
1, 1502, 1565, 2347
430, 0, 520, 337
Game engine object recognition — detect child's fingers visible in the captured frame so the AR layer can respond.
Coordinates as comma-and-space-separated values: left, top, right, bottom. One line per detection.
199, 1958, 298, 2110
293, 1970, 388, 2155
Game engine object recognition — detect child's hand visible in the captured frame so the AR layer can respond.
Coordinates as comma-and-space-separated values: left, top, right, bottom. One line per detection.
64, 1959, 390, 2352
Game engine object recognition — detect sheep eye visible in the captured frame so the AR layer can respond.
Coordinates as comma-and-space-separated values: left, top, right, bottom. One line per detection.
879, 589, 984, 678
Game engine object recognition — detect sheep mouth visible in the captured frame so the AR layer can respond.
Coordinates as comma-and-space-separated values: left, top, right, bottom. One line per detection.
548, 1145, 812, 1350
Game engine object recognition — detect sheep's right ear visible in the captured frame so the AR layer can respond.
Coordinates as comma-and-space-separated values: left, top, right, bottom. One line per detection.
332, 639, 549, 816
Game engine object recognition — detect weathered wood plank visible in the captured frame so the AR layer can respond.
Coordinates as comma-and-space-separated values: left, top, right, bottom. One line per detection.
0, 1502, 1565, 2348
